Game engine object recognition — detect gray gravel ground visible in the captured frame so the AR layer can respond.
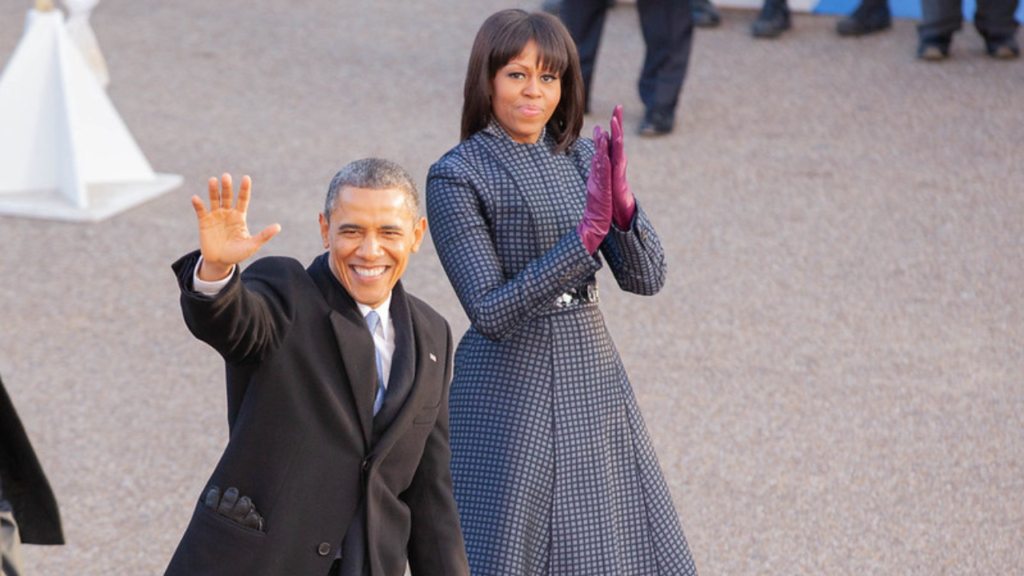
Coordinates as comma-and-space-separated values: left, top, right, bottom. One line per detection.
1, 1, 1022, 574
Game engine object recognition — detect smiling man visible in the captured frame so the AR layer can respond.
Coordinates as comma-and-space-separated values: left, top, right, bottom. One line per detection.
164, 159, 469, 576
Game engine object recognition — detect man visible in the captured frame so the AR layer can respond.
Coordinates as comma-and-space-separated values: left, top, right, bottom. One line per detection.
917, 0, 1020, 59
1, 373, 65, 576
163, 159, 469, 576
559, 0, 694, 136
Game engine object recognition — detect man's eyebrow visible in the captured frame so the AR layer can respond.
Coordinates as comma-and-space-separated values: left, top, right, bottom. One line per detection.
335, 223, 405, 232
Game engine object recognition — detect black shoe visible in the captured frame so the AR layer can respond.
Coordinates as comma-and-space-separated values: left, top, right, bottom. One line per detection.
638, 109, 674, 137
835, 2, 891, 36
917, 36, 951, 60
751, 1, 791, 38
692, 0, 722, 28
985, 35, 1020, 58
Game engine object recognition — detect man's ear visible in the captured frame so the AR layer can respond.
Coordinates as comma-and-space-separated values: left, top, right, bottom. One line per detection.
410, 217, 427, 253
318, 213, 330, 249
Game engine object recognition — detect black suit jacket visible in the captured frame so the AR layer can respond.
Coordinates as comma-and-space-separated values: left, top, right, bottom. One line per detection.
0, 374, 64, 545
164, 251, 468, 576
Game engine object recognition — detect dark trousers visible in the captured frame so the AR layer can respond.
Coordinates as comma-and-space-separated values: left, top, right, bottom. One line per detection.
918, 0, 1020, 39
562, 0, 694, 119
851, 0, 889, 14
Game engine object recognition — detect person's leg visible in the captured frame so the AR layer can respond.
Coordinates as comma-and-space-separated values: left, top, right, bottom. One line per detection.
692, 0, 722, 28
561, 0, 610, 113
917, 0, 963, 58
1, 501, 24, 576
752, 0, 792, 38
974, 0, 1020, 57
636, 0, 694, 135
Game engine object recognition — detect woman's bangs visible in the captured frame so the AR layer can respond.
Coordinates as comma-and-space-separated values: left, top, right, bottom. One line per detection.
533, 27, 570, 75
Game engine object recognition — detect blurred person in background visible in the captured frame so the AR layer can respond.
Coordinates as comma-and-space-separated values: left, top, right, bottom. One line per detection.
1, 373, 65, 576
835, 0, 892, 35
917, 0, 1019, 58
553, 0, 694, 135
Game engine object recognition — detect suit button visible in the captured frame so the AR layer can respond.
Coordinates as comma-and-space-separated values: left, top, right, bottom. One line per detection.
361, 457, 372, 472
317, 542, 331, 556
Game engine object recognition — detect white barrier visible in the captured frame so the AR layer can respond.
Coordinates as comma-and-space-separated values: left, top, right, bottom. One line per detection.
0, 7, 181, 222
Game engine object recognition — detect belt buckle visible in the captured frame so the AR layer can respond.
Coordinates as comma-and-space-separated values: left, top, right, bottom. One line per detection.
555, 292, 574, 308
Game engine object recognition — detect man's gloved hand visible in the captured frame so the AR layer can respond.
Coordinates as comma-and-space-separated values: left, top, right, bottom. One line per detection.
609, 105, 636, 230
577, 126, 613, 254
204, 486, 264, 532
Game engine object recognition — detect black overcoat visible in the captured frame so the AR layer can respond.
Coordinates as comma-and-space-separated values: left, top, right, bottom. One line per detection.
164, 251, 467, 576
0, 374, 64, 545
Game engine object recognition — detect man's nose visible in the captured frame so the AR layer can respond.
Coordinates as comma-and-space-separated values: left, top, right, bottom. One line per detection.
357, 235, 383, 258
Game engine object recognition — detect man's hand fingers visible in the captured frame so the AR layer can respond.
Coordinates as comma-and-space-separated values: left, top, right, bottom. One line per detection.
191, 195, 209, 219
253, 223, 282, 247
219, 173, 234, 210
235, 175, 253, 214
207, 177, 221, 210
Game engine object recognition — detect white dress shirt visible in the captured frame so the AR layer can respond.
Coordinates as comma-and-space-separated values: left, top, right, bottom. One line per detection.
192, 258, 395, 388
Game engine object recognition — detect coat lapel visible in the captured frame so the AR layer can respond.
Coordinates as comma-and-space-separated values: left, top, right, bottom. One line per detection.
309, 254, 376, 446
372, 283, 415, 430
371, 297, 445, 457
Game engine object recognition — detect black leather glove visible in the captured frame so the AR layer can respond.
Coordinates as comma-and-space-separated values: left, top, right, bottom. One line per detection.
204, 486, 265, 531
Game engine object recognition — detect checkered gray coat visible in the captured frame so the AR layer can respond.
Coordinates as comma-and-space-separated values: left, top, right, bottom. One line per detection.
426, 123, 698, 575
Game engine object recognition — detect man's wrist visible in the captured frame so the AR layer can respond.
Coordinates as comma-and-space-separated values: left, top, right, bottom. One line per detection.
192, 256, 234, 297
197, 259, 233, 282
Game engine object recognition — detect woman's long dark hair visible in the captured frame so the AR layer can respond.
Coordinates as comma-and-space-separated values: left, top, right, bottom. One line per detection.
460, 9, 585, 154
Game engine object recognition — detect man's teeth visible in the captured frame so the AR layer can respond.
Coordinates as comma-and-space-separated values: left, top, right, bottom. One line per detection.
354, 266, 386, 278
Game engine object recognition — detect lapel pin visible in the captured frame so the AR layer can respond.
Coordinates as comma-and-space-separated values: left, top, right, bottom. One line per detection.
429, 353, 437, 362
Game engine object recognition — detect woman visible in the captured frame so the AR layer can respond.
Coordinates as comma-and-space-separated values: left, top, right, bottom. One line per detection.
426, 9, 698, 575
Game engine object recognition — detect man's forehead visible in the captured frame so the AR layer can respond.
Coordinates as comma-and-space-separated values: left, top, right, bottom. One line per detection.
337, 185, 407, 201
329, 188, 418, 224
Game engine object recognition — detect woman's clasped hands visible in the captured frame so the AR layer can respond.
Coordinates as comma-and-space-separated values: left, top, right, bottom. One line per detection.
577, 105, 638, 254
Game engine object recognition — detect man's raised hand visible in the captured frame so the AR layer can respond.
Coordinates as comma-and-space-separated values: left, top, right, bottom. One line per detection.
191, 174, 281, 281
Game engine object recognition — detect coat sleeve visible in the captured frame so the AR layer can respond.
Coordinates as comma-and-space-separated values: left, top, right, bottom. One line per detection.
402, 323, 470, 575
171, 251, 300, 366
426, 156, 602, 342
599, 202, 667, 296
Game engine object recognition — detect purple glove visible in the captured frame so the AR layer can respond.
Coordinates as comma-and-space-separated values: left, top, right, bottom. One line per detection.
609, 105, 637, 229
577, 126, 613, 254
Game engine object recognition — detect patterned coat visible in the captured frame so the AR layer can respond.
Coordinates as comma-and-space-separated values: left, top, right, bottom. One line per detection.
426, 123, 698, 575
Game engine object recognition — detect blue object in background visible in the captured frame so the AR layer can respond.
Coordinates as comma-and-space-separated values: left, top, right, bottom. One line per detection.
814, 0, 1024, 21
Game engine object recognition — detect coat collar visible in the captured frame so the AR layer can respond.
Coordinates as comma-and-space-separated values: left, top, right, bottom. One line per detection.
370, 299, 445, 458
307, 253, 421, 448
309, 253, 377, 445
372, 288, 414, 431
483, 119, 551, 147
